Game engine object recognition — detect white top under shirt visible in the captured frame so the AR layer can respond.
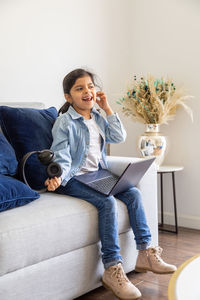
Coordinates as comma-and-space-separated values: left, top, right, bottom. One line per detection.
75, 116, 102, 175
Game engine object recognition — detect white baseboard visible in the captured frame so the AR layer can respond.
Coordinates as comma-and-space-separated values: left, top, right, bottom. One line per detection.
158, 211, 200, 230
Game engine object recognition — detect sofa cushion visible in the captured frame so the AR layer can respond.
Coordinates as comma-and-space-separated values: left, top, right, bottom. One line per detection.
0, 193, 131, 276
0, 174, 40, 212
0, 106, 58, 190
0, 132, 18, 175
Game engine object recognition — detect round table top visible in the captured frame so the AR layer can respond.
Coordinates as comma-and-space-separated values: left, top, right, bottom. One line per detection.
168, 254, 200, 300
157, 165, 184, 173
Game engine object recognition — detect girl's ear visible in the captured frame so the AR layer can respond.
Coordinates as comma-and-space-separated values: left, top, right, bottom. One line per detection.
64, 93, 72, 103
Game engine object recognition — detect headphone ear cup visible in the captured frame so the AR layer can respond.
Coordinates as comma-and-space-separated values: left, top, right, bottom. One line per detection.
47, 162, 62, 178
38, 150, 54, 165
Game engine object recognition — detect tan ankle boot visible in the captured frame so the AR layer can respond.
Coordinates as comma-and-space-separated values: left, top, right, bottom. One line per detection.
102, 263, 141, 300
135, 246, 177, 274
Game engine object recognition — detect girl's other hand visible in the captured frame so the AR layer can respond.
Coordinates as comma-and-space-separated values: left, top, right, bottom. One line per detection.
45, 177, 62, 191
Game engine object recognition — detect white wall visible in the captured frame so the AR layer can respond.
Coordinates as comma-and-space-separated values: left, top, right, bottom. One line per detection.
1, 0, 200, 229
0, 0, 133, 107
112, 0, 200, 229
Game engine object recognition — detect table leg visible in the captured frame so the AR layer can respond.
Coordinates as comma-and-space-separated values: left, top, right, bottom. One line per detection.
159, 171, 178, 234
172, 172, 178, 234
160, 173, 164, 226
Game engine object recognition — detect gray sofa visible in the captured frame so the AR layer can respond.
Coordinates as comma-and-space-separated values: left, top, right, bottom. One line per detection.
0, 103, 158, 300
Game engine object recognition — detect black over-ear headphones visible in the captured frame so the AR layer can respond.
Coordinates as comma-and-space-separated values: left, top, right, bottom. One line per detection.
19, 149, 62, 193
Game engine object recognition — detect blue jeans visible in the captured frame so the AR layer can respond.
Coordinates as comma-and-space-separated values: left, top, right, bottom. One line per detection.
56, 178, 151, 269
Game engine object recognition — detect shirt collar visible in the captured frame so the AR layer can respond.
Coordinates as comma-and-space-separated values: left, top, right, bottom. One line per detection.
68, 105, 100, 120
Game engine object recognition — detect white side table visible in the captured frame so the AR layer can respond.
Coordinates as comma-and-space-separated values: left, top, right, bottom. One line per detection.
157, 165, 184, 234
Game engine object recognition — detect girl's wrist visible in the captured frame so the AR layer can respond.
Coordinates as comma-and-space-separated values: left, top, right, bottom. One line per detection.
104, 106, 114, 115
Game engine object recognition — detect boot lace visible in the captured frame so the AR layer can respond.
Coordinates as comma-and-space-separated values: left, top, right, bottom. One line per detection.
111, 265, 129, 286
149, 246, 163, 262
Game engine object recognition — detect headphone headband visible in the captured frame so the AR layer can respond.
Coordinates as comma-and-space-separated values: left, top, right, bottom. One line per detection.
19, 150, 39, 188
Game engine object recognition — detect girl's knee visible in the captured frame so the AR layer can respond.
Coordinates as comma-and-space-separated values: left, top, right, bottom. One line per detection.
98, 195, 117, 211
121, 187, 142, 206
128, 187, 142, 200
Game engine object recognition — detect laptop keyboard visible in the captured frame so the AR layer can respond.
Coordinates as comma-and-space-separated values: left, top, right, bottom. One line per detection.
88, 175, 119, 194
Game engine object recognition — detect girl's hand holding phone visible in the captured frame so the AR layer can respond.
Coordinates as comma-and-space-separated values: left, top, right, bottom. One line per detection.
45, 177, 61, 191
96, 91, 113, 115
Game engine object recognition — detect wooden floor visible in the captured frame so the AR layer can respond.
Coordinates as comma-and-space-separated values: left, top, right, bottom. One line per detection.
75, 227, 200, 300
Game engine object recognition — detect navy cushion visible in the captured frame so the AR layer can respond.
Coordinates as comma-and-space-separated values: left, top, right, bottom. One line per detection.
0, 132, 18, 175
0, 175, 40, 212
0, 106, 58, 190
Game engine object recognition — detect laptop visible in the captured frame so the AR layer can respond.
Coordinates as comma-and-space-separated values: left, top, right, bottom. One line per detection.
74, 157, 155, 196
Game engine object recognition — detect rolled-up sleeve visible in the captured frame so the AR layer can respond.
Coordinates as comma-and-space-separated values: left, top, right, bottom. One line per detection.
105, 113, 127, 143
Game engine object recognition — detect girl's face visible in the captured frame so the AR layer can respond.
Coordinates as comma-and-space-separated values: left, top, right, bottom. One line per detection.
65, 75, 96, 118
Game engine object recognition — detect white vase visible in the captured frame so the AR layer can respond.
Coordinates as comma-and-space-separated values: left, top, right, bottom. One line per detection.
138, 124, 167, 167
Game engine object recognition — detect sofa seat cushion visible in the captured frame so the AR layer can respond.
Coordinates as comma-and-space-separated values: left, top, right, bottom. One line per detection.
0, 193, 132, 276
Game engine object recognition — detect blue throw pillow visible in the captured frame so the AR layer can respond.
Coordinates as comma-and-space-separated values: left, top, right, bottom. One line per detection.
0, 132, 18, 175
0, 106, 58, 190
0, 175, 40, 212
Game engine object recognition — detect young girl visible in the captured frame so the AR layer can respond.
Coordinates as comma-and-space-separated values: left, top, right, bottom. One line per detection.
45, 68, 176, 300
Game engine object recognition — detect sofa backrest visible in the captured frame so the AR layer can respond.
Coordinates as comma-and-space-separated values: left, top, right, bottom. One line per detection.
0, 102, 45, 133
0, 102, 45, 108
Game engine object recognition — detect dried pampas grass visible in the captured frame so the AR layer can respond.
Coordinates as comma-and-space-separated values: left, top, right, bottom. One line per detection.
117, 74, 193, 124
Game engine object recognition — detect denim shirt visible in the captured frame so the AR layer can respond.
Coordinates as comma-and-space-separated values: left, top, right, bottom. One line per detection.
50, 105, 127, 186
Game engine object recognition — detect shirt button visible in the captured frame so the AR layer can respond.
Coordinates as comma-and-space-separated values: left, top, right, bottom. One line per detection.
86, 141, 89, 145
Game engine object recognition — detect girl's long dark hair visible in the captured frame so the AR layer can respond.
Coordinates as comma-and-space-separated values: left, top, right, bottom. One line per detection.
58, 68, 100, 115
